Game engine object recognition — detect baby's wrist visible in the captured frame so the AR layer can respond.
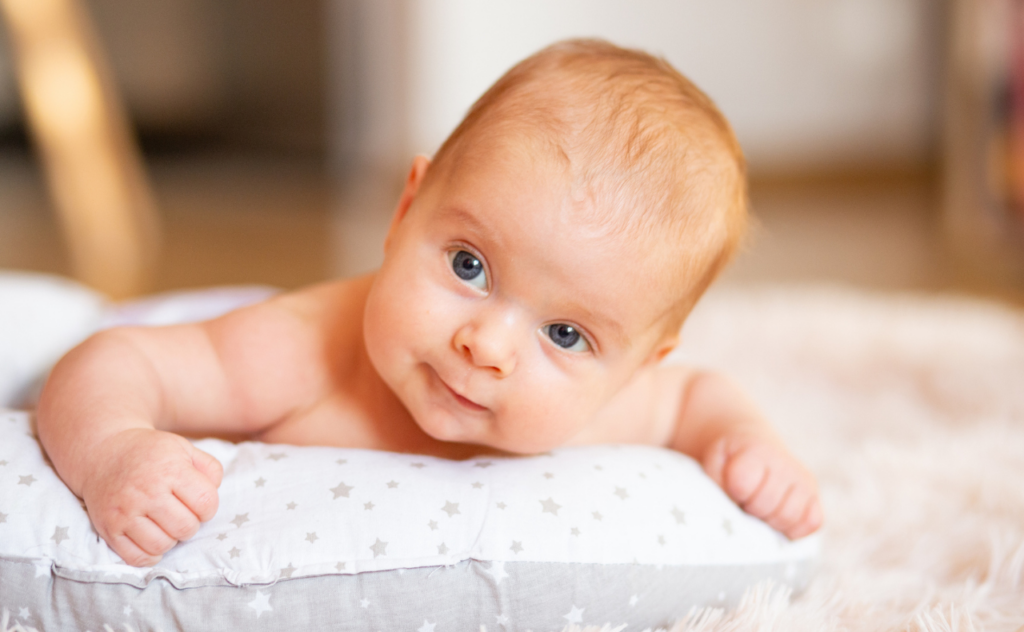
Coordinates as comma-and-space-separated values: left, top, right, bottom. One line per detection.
64, 426, 153, 498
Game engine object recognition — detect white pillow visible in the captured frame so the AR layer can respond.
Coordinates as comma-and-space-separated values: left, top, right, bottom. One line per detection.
0, 409, 816, 631
0, 272, 106, 408
0, 270, 278, 410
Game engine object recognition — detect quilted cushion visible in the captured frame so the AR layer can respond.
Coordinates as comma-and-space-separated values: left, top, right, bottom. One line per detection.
0, 409, 816, 631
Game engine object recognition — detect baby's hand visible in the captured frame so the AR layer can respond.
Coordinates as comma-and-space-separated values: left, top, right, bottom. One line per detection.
702, 434, 822, 539
80, 428, 223, 566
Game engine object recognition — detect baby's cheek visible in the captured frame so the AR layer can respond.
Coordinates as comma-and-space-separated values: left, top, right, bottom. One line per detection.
500, 386, 593, 452
367, 284, 438, 369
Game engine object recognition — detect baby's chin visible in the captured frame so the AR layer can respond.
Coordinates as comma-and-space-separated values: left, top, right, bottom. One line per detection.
412, 410, 560, 457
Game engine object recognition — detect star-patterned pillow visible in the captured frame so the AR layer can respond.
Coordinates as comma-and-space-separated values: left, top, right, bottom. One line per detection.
0, 409, 816, 631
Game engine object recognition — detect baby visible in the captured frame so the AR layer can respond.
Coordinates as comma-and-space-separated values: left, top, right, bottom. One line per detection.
37, 39, 821, 567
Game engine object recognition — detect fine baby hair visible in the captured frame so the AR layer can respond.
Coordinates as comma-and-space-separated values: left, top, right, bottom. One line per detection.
427, 38, 748, 323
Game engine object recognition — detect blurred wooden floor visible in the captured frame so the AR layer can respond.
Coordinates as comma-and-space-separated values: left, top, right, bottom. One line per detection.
1, 150, 1022, 305
0, 151, 334, 291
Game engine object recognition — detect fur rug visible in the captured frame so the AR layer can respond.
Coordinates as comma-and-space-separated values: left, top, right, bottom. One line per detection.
567, 285, 1024, 632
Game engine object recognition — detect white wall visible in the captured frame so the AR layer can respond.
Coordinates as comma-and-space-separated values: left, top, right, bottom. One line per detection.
333, 0, 938, 176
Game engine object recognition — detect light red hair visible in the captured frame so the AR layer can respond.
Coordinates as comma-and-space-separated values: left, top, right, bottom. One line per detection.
428, 39, 748, 328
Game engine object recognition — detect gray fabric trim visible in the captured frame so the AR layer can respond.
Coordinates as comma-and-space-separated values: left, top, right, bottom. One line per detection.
0, 556, 815, 631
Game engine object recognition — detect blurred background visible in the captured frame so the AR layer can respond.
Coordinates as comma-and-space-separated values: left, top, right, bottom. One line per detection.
1, 0, 1023, 302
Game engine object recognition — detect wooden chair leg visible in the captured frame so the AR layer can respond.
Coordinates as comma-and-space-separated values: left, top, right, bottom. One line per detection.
1, 0, 160, 298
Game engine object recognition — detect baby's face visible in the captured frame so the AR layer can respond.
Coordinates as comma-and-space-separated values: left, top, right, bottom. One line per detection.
364, 140, 683, 454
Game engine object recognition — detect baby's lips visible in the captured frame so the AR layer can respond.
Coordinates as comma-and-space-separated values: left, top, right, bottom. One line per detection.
434, 368, 489, 412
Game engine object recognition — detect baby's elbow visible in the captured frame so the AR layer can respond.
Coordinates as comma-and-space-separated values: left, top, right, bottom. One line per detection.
41, 327, 161, 409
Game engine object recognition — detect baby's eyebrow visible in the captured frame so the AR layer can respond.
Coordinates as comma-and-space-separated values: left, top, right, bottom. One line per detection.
438, 205, 491, 238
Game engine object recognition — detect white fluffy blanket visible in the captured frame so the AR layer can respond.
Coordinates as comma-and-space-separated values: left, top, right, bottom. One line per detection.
606, 285, 1024, 632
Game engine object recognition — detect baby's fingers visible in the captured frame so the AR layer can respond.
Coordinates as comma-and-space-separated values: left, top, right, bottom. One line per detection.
190, 446, 223, 488
721, 449, 769, 507
173, 467, 220, 523
764, 485, 811, 535
111, 514, 178, 567
788, 498, 823, 539
701, 439, 729, 488
125, 515, 177, 556
740, 471, 789, 520
149, 497, 202, 542
110, 532, 162, 567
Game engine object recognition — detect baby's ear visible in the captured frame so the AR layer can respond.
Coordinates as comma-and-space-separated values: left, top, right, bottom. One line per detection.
644, 334, 679, 366
384, 155, 432, 251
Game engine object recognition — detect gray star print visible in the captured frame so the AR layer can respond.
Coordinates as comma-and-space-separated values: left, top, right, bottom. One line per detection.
474, 461, 493, 468
306, 532, 319, 544
231, 513, 250, 528
336, 458, 348, 465
428, 520, 439, 531
280, 563, 296, 578
286, 501, 297, 510
51, 526, 69, 546
723, 519, 733, 535
438, 543, 449, 555
268, 453, 287, 461
509, 541, 523, 554
471, 481, 483, 489
370, 538, 388, 557
18, 474, 36, 486
543, 472, 554, 479
540, 497, 561, 516
364, 501, 375, 511
254, 477, 266, 488
614, 487, 629, 500
216, 533, 228, 541
496, 502, 507, 510
592, 511, 603, 521
0, 460, 7, 466
0, 512, 6, 523
671, 506, 687, 524
331, 482, 354, 499
571, 527, 580, 536
386, 480, 399, 489
410, 462, 426, 469
442, 501, 460, 517
658, 534, 666, 546
336, 562, 346, 571
229, 547, 241, 558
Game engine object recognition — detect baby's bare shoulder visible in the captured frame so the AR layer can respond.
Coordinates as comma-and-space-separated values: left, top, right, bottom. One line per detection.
212, 276, 371, 348
192, 276, 373, 424
264, 276, 368, 322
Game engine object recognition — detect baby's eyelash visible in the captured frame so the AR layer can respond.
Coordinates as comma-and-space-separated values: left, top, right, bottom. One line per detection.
543, 323, 597, 355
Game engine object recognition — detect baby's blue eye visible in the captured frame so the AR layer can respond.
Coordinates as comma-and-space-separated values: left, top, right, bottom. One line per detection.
449, 250, 487, 290
545, 323, 590, 353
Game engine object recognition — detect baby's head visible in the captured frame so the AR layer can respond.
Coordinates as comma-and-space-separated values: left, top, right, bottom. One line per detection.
365, 39, 747, 453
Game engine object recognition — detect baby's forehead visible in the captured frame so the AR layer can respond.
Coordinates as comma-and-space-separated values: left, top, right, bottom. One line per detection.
443, 127, 726, 275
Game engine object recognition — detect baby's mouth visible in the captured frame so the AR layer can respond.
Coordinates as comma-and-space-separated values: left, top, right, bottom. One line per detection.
436, 372, 488, 413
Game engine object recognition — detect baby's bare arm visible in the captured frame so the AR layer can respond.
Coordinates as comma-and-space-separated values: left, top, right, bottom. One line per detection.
666, 370, 822, 539
582, 366, 821, 538
36, 288, 333, 565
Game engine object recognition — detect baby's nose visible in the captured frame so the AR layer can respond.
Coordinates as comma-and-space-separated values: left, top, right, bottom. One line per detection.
453, 309, 520, 376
